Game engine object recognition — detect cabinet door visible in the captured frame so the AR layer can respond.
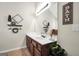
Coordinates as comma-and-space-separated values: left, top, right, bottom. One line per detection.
34, 48, 41, 56
26, 36, 29, 49
30, 44, 34, 55
32, 40, 37, 47
41, 45, 49, 56
37, 43, 42, 52
26, 36, 32, 51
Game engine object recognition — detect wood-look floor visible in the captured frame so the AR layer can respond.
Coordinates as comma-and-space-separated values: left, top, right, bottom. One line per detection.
0, 48, 31, 56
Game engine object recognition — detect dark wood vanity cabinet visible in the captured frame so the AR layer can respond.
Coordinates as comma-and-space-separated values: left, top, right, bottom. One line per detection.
26, 35, 52, 56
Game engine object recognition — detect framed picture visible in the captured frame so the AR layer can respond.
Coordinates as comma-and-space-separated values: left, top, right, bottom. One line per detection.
63, 2, 73, 25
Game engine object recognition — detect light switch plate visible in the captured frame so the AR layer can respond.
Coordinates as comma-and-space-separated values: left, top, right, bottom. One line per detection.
72, 24, 79, 32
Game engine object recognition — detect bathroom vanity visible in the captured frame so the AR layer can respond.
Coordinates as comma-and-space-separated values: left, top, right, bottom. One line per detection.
26, 32, 55, 56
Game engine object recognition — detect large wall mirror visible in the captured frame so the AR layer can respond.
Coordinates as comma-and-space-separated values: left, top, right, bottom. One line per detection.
36, 2, 58, 41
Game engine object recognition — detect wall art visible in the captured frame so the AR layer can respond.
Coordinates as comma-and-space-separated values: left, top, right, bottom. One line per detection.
8, 14, 23, 33
63, 2, 73, 25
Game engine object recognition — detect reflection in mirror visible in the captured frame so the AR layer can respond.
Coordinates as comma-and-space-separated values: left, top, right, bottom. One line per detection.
35, 2, 58, 41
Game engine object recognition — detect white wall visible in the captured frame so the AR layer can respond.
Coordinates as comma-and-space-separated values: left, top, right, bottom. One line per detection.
0, 2, 36, 52
58, 2, 79, 55
0, 2, 58, 53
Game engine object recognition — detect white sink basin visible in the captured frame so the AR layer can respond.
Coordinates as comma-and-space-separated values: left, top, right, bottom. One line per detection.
26, 32, 55, 45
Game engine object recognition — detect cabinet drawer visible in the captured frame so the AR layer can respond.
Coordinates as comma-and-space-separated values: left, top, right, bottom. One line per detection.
28, 38, 32, 43
26, 36, 32, 43
34, 48, 41, 56
32, 40, 37, 47
37, 44, 42, 51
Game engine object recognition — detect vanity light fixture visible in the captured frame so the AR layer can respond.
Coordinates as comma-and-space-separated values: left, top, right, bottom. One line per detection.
35, 2, 51, 16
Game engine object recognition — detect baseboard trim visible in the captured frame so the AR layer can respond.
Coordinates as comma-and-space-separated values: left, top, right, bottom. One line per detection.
0, 46, 26, 53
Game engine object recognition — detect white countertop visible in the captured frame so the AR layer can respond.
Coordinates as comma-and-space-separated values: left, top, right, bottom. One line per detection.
26, 32, 56, 45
